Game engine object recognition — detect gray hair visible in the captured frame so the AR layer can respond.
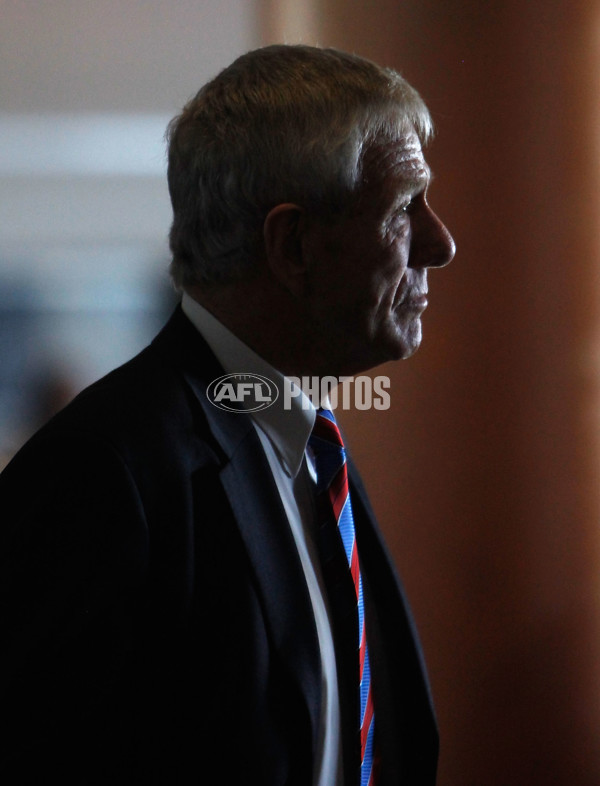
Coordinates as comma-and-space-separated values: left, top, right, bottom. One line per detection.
166, 44, 433, 289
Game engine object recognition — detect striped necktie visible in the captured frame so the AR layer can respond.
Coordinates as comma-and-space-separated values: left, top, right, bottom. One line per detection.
309, 408, 375, 786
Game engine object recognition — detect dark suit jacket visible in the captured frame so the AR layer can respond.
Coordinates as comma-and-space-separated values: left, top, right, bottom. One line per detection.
0, 307, 438, 785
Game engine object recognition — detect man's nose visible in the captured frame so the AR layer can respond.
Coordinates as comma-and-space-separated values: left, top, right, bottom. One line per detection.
410, 205, 456, 269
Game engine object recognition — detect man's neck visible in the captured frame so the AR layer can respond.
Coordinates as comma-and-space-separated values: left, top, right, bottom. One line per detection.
184, 281, 324, 378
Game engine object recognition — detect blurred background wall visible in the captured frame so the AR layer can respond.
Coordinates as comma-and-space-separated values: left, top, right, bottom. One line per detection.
0, 0, 260, 458
3, 1, 600, 784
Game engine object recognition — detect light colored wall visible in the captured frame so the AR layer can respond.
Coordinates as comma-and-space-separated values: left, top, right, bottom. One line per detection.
0, 0, 259, 246
0, 1, 260, 454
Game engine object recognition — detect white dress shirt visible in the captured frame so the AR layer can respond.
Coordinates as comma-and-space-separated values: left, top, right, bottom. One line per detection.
181, 292, 342, 786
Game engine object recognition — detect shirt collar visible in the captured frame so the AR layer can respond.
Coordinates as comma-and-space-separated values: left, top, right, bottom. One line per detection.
181, 292, 316, 478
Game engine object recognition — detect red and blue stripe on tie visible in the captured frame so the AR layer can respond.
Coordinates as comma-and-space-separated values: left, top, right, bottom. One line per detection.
310, 408, 376, 786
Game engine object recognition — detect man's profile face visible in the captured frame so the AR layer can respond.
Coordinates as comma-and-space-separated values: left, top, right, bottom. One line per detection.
303, 129, 456, 375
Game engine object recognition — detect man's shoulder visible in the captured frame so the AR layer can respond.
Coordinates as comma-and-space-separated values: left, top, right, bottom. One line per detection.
3, 308, 223, 476
66, 305, 219, 419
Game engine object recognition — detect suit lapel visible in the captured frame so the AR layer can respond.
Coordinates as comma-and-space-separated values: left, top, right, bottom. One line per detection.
219, 428, 322, 713
152, 307, 322, 756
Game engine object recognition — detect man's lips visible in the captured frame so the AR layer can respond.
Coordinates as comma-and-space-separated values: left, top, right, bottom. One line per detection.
396, 291, 428, 309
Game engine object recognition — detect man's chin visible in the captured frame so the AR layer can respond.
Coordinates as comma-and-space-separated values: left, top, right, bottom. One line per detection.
366, 336, 422, 370
399, 343, 421, 360
388, 322, 423, 361
391, 341, 421, 362
335, 325, 423, 375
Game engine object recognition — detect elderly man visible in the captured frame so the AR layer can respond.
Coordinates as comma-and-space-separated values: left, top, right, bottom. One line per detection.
1, 45, 454, 785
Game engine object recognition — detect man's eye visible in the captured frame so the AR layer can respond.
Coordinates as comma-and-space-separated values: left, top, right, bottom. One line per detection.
400, 191, 426, 215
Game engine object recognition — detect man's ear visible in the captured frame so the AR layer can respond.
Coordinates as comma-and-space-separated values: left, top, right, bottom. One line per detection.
263, 203, 308, 296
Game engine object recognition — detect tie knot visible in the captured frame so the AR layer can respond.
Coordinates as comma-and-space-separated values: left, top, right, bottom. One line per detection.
310, 408, 344, 450
308, 409, 346, 493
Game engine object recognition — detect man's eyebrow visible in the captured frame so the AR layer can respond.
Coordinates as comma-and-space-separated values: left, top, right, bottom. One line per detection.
393, 158, 432, 186
386, 169, 433, 213
397, 168, 433, 194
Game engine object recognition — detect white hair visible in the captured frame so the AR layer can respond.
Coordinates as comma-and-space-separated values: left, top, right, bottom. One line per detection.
167, 44, 433, 289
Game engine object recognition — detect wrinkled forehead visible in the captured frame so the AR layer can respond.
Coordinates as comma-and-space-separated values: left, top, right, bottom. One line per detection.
361, 131, 430, 192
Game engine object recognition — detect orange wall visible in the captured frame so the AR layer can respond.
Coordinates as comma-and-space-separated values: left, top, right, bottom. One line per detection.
262, 2, 600, 783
